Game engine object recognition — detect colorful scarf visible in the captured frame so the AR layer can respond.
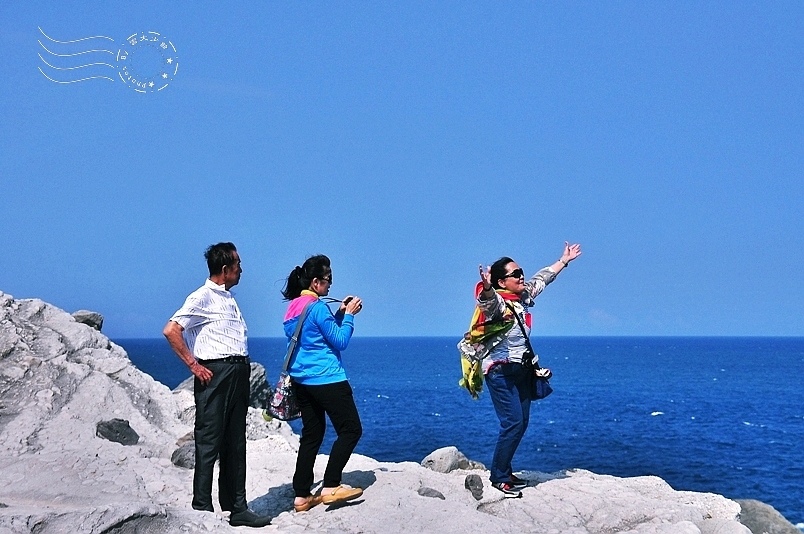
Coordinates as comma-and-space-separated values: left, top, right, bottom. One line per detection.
467, 282, 526, 342
459, 283, 529, 399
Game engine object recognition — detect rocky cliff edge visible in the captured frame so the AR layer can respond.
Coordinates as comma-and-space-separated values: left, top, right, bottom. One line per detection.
0, 291, 796, 534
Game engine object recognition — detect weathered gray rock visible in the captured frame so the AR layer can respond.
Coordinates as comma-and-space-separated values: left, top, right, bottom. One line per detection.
464, 473, 484, 500
421, 445, 484, 473
96, 418, 139, 445
247, 362, 271, 409
736, 499, 800, 534
0, 291, 202, 532
417, 486, 445, 499
71, 310, 104, 331
171, 441, 195, 469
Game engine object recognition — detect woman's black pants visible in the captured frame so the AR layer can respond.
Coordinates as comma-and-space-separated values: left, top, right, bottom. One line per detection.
292, 380, 362, 497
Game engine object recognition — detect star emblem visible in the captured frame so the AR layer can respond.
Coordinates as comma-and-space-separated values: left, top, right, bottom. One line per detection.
167, 58, 173, 64
162, 73, 168, 79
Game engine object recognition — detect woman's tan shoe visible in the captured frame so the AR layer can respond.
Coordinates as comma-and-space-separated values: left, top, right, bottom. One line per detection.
321, 484, 363, 505
293, 495, 322, 513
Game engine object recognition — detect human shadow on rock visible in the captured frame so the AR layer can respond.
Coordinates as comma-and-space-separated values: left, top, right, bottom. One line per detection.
343, 469, 377, 491
248, 481, 296, 519
515, 469, 570, 486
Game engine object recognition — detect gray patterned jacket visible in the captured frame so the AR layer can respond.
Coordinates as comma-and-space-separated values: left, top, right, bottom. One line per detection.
476, 266, 557, 374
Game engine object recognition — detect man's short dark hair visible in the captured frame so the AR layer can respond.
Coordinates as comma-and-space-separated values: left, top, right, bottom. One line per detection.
205, 242, 238, 276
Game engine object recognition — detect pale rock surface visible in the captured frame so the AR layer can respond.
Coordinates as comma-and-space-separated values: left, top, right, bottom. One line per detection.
0, 291, 781, 533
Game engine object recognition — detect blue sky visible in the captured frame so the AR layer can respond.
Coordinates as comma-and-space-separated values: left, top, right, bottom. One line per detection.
1, 2, 802, 338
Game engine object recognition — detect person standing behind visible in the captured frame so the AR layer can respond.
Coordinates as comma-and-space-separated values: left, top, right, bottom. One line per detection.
281, 255, 365, 513
163, 242, 270, 528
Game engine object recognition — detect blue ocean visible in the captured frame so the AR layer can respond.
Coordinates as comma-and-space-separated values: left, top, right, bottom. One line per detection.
118, 336, 804, 528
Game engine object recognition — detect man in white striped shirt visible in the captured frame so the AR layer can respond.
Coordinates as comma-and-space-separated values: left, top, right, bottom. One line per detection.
164, 242, 270, 528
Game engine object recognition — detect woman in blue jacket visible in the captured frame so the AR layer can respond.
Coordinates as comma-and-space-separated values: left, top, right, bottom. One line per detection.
282, 255, 364, 513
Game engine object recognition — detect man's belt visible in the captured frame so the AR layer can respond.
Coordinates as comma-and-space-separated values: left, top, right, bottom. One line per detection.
200, 355, 250, 364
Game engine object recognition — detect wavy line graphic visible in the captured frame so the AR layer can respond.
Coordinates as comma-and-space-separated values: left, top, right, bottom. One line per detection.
38, 26, 114, 43
38, 68, 114, 84
38, 54, 115, 71
38, 40, 114, 57
38, 27, 116, 84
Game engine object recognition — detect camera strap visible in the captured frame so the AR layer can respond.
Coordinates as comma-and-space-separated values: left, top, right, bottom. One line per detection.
505, 301, 540, 370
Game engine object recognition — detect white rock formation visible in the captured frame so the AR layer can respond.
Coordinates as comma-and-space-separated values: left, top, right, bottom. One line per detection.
0, 291, 768, 533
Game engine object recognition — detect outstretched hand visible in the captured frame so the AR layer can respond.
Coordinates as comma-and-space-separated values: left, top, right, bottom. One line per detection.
478, 264, 492, 291
561, 242, 582, 264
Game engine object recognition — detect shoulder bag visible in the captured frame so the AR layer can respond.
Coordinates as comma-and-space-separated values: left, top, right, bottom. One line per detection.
266, 301, 314, 421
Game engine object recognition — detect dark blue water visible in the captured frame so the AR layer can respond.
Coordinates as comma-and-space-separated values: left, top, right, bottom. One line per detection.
117, 336, 804, 528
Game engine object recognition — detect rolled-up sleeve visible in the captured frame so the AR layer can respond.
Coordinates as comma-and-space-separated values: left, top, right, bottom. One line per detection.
524, 266, 557, 302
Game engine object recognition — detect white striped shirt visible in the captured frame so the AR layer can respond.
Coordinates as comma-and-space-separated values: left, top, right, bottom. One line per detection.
169, 278, 248, 360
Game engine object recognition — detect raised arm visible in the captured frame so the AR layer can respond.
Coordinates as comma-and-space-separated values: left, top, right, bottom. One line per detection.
520, 242, 581, 299
549, 242, 582, 275
477, 264, 506, 320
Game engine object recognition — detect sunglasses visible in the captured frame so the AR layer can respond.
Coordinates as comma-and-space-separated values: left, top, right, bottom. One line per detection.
319, 276, 332, 284
502, 268, 524, 279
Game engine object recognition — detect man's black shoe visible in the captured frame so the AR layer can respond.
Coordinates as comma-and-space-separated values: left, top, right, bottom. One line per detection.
229, 509, 271, 527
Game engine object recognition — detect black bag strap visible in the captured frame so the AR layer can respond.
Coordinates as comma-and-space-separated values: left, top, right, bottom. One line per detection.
505, 301, 540, 370
281, 301, 315, 372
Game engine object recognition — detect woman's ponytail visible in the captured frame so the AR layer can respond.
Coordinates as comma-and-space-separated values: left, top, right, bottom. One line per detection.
281, 256, 331, 300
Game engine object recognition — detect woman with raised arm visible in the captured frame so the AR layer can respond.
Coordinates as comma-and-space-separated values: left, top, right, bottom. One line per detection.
281, 254, 365, 513
477, 242, 581, 498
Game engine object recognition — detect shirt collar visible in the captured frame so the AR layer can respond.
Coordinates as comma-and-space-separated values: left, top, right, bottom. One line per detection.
204, 278, 230, 294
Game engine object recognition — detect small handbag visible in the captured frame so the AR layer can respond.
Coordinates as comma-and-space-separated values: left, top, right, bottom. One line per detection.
266, 302, 314, 421
506, 302, 553, 400
532, 367, 554, 400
